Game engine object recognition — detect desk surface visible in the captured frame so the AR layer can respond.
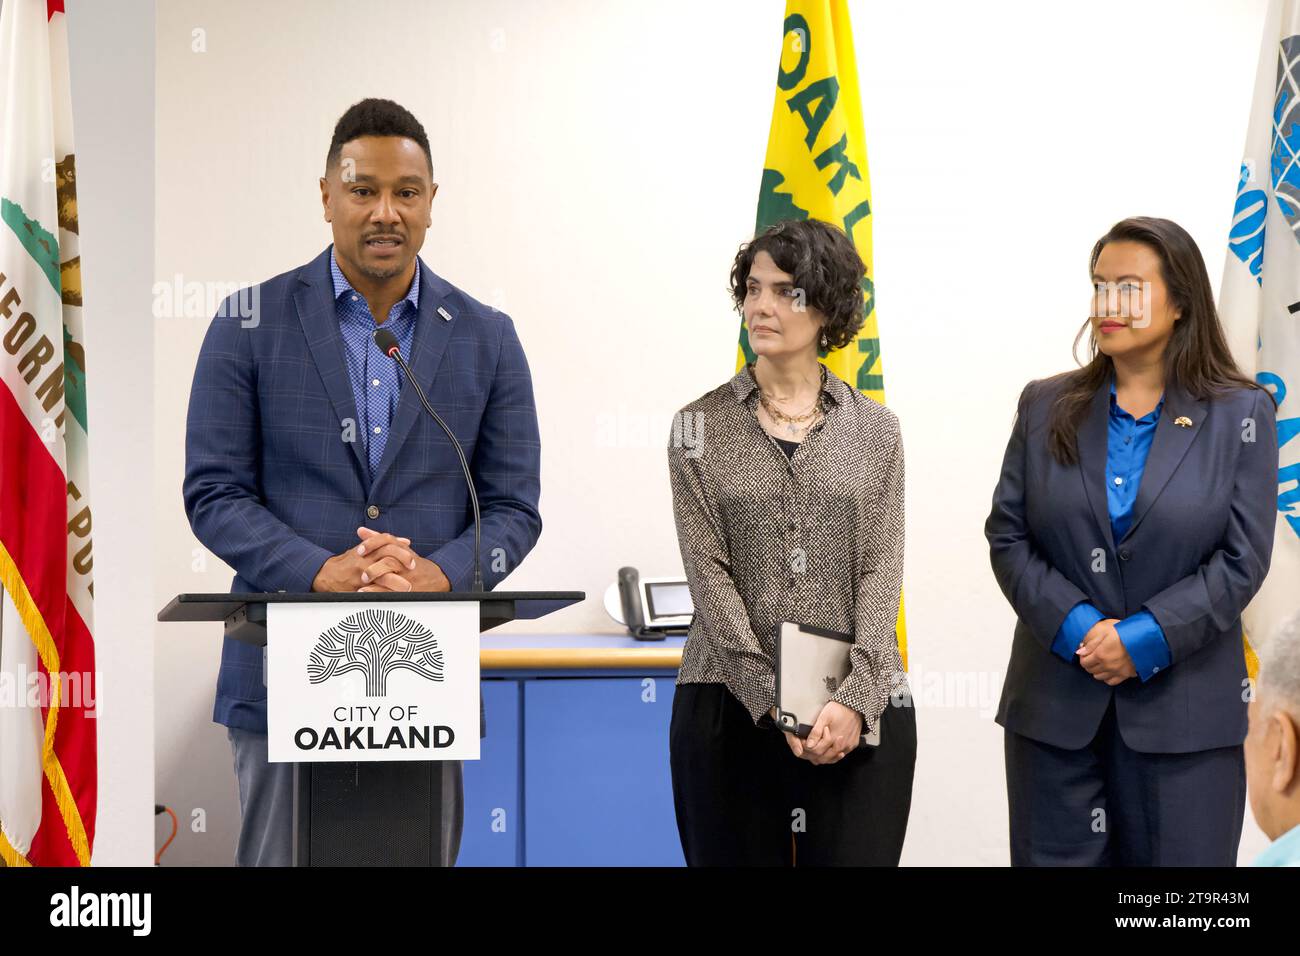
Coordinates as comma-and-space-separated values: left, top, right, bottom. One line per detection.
480, 632, 686, 670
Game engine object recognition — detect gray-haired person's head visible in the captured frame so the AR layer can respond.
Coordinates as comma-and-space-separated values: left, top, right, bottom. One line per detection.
1258, 614, 1300, 714
1246, 611, 1300, 842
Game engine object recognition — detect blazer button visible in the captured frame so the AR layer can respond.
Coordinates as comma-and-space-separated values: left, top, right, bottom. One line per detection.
366, 504, 380, 520
1119, 549, 1131, 561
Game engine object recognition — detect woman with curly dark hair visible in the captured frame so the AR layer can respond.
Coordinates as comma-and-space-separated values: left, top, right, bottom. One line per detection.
986, 216, 1279, 865
666, 218, 916, 866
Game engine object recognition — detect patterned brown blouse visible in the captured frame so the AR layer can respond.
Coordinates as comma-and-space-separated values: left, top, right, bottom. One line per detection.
666, 362, 908, 732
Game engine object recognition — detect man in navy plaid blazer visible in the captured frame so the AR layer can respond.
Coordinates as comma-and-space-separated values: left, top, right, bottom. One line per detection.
183, 98, 542, 866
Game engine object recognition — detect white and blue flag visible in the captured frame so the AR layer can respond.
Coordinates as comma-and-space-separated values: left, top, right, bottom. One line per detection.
1223, 0, 1300, 658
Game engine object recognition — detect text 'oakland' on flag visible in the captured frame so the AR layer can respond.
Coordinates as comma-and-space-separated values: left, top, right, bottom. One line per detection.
739, 0, 906, 665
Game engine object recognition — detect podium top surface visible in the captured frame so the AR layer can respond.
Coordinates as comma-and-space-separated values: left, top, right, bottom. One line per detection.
157, 591, 584, 623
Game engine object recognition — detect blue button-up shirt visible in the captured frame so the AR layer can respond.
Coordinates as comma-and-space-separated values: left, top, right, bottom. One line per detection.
1050, 376, 1172, 681
1106, 377, 1163, 541
330, 247, 420, 477
1254, 822, 1300, 866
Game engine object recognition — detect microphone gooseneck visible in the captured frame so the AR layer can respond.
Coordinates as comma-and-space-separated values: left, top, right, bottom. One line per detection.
373, 327, 484, 593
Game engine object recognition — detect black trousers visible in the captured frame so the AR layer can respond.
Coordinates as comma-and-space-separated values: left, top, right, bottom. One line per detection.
669, 682, 916, 866
1005, 698, 1246, 866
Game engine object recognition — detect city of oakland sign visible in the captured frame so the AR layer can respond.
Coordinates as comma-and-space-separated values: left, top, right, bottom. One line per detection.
266, 601, 481, 762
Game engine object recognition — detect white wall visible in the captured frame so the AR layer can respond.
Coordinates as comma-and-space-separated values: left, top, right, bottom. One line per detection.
152, 0, 1273, 865
64, 0, 155, 866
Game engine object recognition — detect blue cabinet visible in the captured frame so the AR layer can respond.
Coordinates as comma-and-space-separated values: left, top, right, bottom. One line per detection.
523, 678, 683, 867
458, 679, 521, 866
457, 671, 685, 867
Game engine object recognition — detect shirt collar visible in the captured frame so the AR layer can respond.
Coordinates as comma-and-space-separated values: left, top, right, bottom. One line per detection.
1108, 374, 1165, 423
1254, 821, 1300, 867
730, 361, 850, 407
329, 245, 421, 316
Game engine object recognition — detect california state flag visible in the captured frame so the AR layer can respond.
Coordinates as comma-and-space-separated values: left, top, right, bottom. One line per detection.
0, 0, 97, 867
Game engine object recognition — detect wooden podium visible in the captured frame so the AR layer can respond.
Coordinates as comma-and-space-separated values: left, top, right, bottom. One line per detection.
158, 591, 583, 866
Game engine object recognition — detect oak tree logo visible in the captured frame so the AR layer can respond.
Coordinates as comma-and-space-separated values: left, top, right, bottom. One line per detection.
308, 609, 443, 697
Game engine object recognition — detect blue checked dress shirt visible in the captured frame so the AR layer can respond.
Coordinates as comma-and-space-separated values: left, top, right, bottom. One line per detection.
330, 247, 420, 476
1255, 823, 1300, 866
1050, 377, 1172, 681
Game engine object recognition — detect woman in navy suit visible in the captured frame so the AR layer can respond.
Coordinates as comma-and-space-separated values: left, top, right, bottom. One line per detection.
986, 217, 1279, 866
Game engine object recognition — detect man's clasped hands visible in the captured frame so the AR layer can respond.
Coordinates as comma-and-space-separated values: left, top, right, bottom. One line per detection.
311, 526, 451, 594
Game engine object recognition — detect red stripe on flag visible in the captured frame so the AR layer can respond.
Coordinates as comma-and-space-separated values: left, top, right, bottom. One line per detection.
30, 601, 97, 866
0, 383, 68, 640
47, 1, 65, 20
0, 383, 96, 864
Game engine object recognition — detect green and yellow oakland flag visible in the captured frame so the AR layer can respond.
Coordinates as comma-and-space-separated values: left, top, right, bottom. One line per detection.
739, 0, 906, 667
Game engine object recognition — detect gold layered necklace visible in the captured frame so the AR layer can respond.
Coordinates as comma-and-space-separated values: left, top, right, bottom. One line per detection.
748, 362, 825, 438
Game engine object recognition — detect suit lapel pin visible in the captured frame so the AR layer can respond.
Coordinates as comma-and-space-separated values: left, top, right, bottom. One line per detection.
1174, 415, 1193, 428
437, 306, 453, 322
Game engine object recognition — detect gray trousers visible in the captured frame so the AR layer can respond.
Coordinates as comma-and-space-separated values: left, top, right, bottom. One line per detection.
227, 727, 464, 866
1004, 698, 1246, 866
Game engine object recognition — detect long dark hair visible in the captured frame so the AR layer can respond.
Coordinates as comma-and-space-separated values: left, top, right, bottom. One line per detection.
1046, 216, 1270, 465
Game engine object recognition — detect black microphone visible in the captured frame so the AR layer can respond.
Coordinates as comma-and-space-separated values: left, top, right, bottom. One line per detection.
373, 326, 484, 593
